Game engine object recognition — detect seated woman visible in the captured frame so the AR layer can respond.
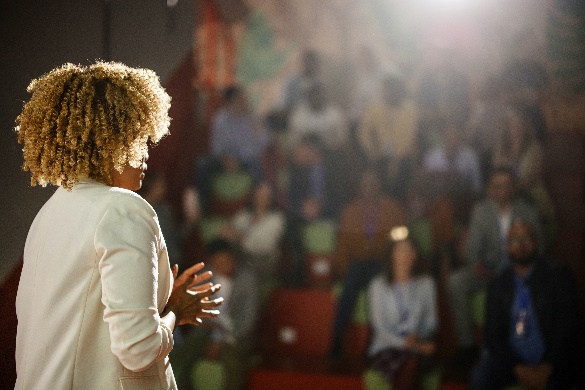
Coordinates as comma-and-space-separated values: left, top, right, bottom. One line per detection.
219, 182, 286, 283
368, 226, 438, 390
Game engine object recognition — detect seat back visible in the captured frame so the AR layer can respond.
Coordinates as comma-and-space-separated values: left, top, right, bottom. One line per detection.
209, 171, 253, 216
259, 288, 336, 356
302, 220, 337, 289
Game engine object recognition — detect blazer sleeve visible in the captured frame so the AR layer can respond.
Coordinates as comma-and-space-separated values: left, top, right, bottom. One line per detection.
95, 195, 174, 372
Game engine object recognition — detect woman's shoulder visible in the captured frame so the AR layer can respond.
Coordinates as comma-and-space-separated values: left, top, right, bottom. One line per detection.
109, 187, 155, 213
77, 182, 156, 217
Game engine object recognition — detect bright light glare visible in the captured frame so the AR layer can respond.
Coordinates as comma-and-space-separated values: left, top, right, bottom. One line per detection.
424, 0, 475, 11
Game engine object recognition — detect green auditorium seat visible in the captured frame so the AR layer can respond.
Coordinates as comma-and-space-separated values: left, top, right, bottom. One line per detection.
363, 366, 443, 390
198, 217, 228, 243
407, 218, 433, 260
302, 219, 337, 255
472, 290, 486, 329
302, 219, 337, 288
211, 171, 254, 201
209, 171, 254, 217
190, 359, 226, 390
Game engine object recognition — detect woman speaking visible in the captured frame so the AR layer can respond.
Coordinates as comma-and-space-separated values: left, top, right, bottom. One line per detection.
14, 61, 222, 389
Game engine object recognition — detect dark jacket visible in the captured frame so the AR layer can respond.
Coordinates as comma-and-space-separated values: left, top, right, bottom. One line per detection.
485, 258, 581, 382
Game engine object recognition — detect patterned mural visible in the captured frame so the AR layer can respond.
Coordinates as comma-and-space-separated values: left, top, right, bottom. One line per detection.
191, 0, 564, 119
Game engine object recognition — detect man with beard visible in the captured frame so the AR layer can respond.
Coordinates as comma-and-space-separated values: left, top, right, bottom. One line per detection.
469, 220, 581, 389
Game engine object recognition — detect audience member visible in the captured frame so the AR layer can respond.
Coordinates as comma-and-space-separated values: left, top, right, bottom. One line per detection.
261, 111, 291, 210
287, 134, 331, 221
273, 49, 321, 116
282, 135, 330, 285
448, 167, 543, 356
350, 46, 398, 123
492, 106, 555, 239
331, 168, 407, 357
195, 85, 268, 209
465, 75, 508, 181
219, 182, 286, 283
469, 220, 580, 389
501, 60, 549, 142
416, 60, 471, 155
357, 76, 418, 196
368, 226, 438, 390
171, 239, 260, 390
423, 118, 483, 194
288, 81, 348, 152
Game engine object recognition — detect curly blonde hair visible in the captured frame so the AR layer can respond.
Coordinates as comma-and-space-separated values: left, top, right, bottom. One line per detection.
15, 61, 171, 190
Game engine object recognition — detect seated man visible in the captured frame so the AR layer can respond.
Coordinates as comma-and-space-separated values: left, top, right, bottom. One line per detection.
171, 239, 259, 390
448, 166, 543, 357
469, 219, 581, 389
195, 85, 268, 209
289, 81, 348, 152
283, 134, 331, 286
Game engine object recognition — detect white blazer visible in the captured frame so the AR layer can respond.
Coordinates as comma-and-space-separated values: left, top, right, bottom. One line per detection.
16, 180, 177, 390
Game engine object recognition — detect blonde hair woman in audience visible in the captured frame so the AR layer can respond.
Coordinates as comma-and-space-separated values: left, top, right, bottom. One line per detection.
368, 226, 437, 390
14, 62, 222, 390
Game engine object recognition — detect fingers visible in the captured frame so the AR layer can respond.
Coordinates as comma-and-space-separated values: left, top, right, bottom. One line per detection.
200, 297, 224, 309
194, 284, 221, 301
172, 264, 178, 280
188, 281, 214, 293
176, 262, 206, 284
189, 270, 213, 289
198, 309, 220, 318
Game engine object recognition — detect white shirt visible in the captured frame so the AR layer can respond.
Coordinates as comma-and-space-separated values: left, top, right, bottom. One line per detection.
423, 144, 483, 193
231, 210, 285, 257
368, 275, 437, 356
289, 102, 347, 149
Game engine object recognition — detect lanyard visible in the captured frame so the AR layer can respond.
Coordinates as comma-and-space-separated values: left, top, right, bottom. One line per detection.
514, 276, 531, 336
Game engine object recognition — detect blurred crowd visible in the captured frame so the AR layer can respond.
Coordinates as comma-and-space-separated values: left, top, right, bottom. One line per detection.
141, 48, 582, 389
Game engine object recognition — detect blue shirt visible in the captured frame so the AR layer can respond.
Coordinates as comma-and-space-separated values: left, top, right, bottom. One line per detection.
509, 270, 546, 364
211, 108, 267, 164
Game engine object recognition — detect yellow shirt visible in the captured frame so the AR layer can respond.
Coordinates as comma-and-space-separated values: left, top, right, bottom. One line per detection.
358, 99, 418, 160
